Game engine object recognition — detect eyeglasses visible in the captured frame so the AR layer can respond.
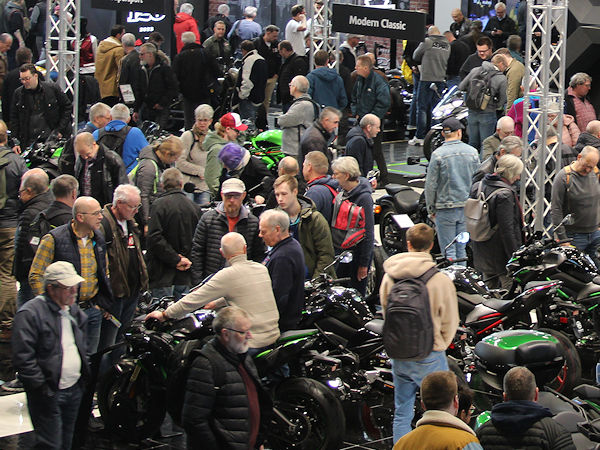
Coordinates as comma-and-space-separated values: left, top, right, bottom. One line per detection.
223, 193, 243, 199
19, 75, 33, 82
125, 203, 142, 210
80, 210, 103, 216
225, 327, 251, 336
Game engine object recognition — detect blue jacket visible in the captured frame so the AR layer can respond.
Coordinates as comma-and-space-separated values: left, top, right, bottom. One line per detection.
305, 175, 339, 224
425, 139, 479, 213
93, 120, 149, 172
344, 177, 374, 268
351, 70, 391, 119
344, 126, 373, 177
307, 67, 347, 109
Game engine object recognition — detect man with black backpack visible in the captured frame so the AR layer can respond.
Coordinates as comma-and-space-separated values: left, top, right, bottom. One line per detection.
380, 223, 459, 444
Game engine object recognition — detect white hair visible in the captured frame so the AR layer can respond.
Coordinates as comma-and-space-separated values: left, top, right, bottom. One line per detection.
89, 102, 111, 123
121, 33, 136, 48
112, 184, 141, 207
260, 209, 290, 232
244, 6, 257, 17
195, 104, 214, 120
331, 156, 361, 180
495, 154, 523, 182
110, 103, 130, 121
217, 4, 229, 14
180, 2, 193, 14
181, 31, 196, 44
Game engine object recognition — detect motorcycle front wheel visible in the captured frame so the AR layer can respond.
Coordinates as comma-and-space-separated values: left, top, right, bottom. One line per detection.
423, 128, 444, 161
380, 209, 407, 256
267, 377, 345, 450
538, 328, 582, 394
97, 361, 167, 443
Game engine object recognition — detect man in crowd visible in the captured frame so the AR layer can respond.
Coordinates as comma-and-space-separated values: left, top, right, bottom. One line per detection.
551, 146, 600, 269
303, 150, 337, 223
450, 9, 472, 39
459, 36, 493, 80
119, 33, 144, 109
204, 4, 232, 39
340, 34, 360, 72
190, 178, 264, 284
12, 261, 89, 450
394, 371, 482, 449
409, 26, 450, 147
444, 30, 471, 89
425, 118, 479, 260
148, 232, 279, 349
0, 33, 13, 91
483, 1, 517, 50
285, 4, 307, 56
253, 25, 281, 129
4, 0, 25, 70
235, 40, 267, 122
299, 106, 342, 168
273, 174, 334, 278
181, 306, 271, 449
147, 168, 201, 300
565, 72, 597, 133
278, 75, 316, 157
138, 43, 179, 130
481, 116, 515, 161
277, 40, 308, 112
203, 20, 233, 70
98, 184, 148, 365
345, 114, 381, 177
13, 168, 51, 308
229, 7, 262, 57
459, 54, 507, 151
95, 25, 125, 106
352, 55, 391, 185
477, 367, 574, 448
494, 48, 525, 110
11, 63, 72, 151
94, 103, 149, 172
259, 209, 305, 332
574, 120, 600, 154
173, 2, 200, 54
2, 46, 33, 126
473, 135, 523, 183
307, 50, 347, 109
29, 196, 114, 354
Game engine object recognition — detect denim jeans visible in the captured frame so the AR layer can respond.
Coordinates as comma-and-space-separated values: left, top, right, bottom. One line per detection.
186, 191, 212, 205
152, 285, 189, 302
26, 380, 83, 450
408, 73, 420, 127
391, 351, 448, 442
435, 207, 467, 262
17, 278, 34, 310
467, 109, 497, 152
567, 230, 600, 270
416, 81, 445, 139
83, 306, 103, 355
238, 99, 258, 122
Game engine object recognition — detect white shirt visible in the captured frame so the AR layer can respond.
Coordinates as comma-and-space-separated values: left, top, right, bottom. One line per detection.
58, 308, 82, 389
285, 19, 306, 56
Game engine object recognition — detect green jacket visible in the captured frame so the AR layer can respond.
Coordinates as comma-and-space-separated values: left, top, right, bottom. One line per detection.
281, 195, 335, 279
203, 130, 229, 197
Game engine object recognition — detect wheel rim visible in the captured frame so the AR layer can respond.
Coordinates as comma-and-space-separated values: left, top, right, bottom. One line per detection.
272, 394, 330, 448
381, 214, 404, 256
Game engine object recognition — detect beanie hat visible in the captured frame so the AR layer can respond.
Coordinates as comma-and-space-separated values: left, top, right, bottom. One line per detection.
218, 143, 250, 171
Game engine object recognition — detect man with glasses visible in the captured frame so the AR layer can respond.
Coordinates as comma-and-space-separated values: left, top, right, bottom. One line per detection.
459, 36, 493, 80
29, 196, 114, 354
10, 62, 72, 151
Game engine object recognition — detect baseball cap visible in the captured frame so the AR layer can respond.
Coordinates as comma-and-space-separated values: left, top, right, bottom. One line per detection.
442, 117, 464, 132
220, 112, 248, 131
43, 261, 85, 287
221, 178, 246, 194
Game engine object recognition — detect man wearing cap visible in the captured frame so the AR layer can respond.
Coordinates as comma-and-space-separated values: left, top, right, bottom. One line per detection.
425, 117, 479, 261
190, 178, 265, 285
29, 196, 114, 354
12, 261, 89, 450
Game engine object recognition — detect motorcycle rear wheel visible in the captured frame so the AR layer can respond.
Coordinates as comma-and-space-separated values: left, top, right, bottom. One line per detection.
380, 209, 407, 256
538, 328, 582, 394
97, 362, 167, 443
366, 245, 386, 306
423, 129, 444, 161
268, 377, 345, 450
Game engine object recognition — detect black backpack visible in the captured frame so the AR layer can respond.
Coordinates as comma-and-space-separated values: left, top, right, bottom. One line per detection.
464, 68, 498, 110
96, 126, 131, 160
383, 267, 437, 360
28, 210, 55, 253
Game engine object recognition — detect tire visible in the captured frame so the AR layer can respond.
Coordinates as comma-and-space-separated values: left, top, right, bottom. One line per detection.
538, 328, 582, 394
366, 245, 386, 308
379, 209, 407, 257
267, 377, 346, 450
423, 128, 444, 161
97, 361, 167, 443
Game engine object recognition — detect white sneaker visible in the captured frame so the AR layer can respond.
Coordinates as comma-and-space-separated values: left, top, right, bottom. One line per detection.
408, 137, 424, 146
406, 125, 417, 130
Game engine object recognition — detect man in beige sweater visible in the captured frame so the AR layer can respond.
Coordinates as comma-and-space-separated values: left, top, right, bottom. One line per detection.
146, 232, 280, 349
380, 223, 459, 444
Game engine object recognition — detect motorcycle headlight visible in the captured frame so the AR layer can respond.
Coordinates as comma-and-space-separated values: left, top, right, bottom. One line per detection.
327, 378, 343, 389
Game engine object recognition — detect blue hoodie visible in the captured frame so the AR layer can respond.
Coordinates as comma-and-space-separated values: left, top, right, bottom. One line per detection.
93, 120, 149, 173
305, 175, 339, 224
307, 67, 348, 109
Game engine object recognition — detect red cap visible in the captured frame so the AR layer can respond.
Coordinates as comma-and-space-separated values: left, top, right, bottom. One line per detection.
220, 112, 248, 131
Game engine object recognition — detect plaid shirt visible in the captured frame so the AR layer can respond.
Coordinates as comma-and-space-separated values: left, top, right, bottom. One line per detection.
29, 223, 105, 301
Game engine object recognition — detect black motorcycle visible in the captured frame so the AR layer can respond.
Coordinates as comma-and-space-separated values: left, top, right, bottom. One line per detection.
21, 135, 66, 180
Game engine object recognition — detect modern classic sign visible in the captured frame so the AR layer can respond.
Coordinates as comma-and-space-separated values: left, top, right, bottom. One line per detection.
331, 4, 426, 41
91, 0, 163, 13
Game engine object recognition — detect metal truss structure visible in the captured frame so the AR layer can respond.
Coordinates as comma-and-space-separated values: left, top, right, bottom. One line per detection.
306, 0, 339, 71
520, 0, 569, 235
45, 0, 80, 133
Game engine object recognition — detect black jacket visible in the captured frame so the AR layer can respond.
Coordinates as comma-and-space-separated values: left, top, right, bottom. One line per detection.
235, 49, 268, 105
483, 16, 517, 50
344, 126, 374, 177
74, 144, 128, 207
218, 156, 273, 200
476, 400, 575, 449
190, 203, 265, 284
13, 190, 52, 281
253, 35, 281, 78
574, 131, 600, 154
119, 50, 145, 106
11, 81, 72, 147
470, 174, 524, 275
2, 67, 20, 126
0, 146, 27, 227
277, 53, 308, 106
182, 338, 270, 450
140, 61, 179, 111
146, 190, 201, 289
447, 39, 471, 78
173, 43, 218, 102
12, 294, 90, 394
472, 156, 496, 183
298, 120, 333, 169
264, 236, 305, 332
40, 200, 72, 228
459, 53, 489, 80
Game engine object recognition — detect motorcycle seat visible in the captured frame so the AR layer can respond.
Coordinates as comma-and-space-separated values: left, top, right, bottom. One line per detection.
573, 384, 600, 401
481, 298, 514, 313
394, 189, 421, 215
277, 329, 318, 342
385, 184, 411, 195
364, 319, 384, 335
553, 411, 586, 433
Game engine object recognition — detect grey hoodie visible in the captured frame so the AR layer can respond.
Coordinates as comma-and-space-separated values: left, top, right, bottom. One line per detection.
459, 61, 507, 113
278, 93, 315, 156
413, 35, 450, 82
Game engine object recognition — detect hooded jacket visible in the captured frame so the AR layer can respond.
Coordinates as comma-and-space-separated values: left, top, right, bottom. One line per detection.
306, 67, 347, 109
95, 37, 124, 98
380, 251, 459, 352
203, 131, 230, 196
573, 131, 600, 153
278, 93, 316, 156
93, 120, 149, 172
459, 61, 507, 113
412, 34, 450, 82
305, 175, 339, 224
344, 125, 374, 177
342, 177, 375, 268
476, 400, 575, 449
131, 145, 169, 224
173, 12, 200, 53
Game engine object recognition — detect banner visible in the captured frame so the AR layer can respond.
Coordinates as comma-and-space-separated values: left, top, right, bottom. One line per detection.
91, 0, 163, 14
331, 4, 426, 41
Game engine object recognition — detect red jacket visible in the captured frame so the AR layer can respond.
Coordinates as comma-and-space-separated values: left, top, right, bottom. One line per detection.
173, 12, 200, 53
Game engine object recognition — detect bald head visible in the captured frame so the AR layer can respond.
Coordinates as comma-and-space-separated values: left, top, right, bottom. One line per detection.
220, 232, 247, 258
427, 26, 441, 36
74, 132, 98, 160
21, 168, 49, 199
278, 156, 299, 176
587, 120, 600, 137
72, 196, 101, 222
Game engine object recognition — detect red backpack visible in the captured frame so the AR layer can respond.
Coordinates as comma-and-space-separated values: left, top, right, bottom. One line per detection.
325, 185, 366, 250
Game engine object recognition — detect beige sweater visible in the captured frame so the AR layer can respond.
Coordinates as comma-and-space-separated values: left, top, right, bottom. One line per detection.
166, 254, 280, 348
379, 251, 459, 352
